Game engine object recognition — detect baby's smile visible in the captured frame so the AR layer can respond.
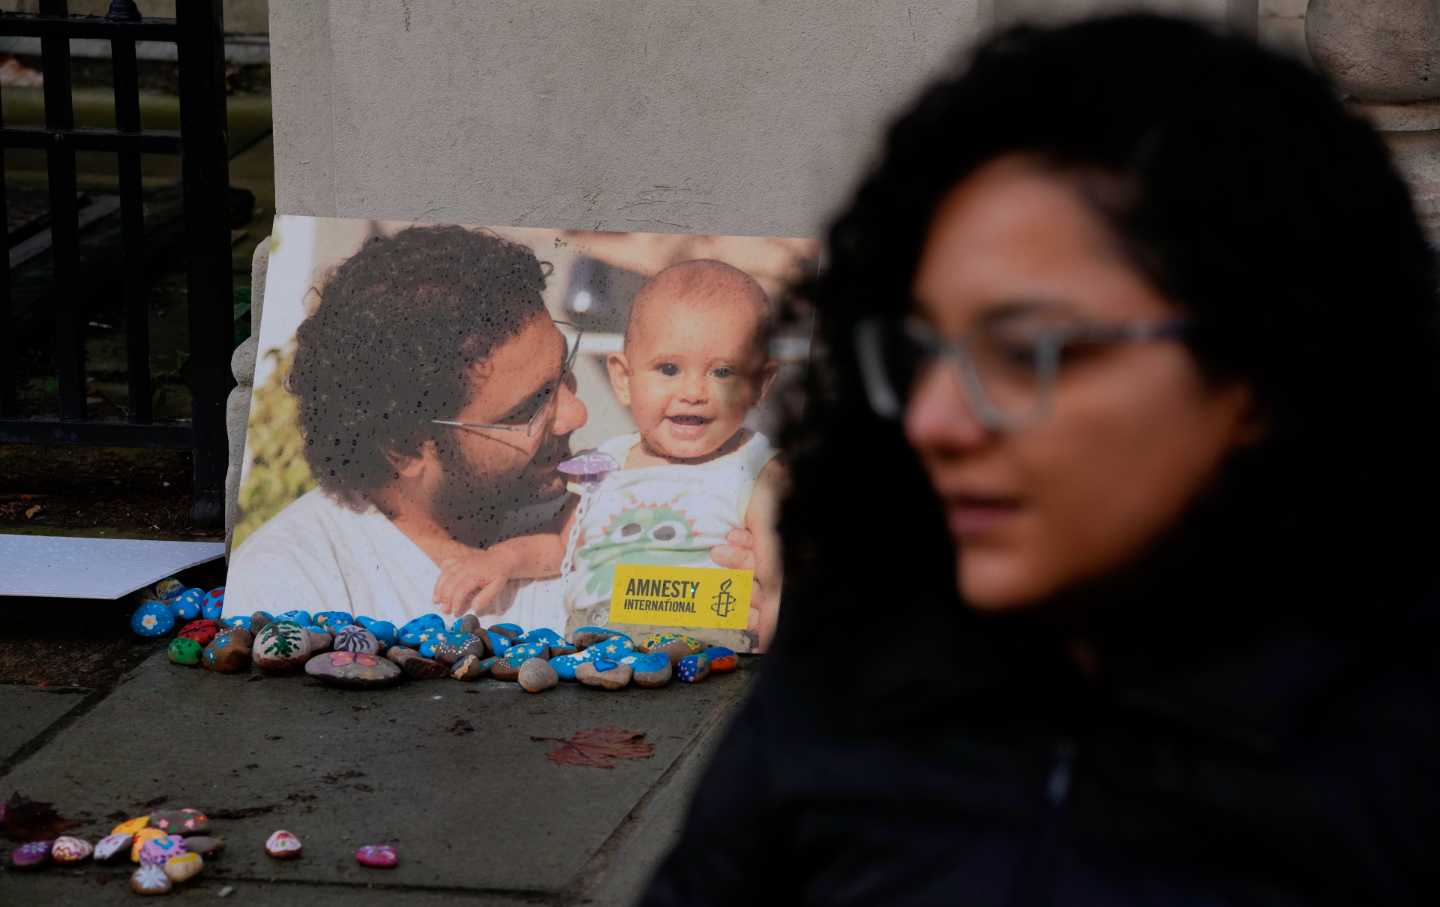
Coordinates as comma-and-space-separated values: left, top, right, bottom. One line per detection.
665, 413, 714, 440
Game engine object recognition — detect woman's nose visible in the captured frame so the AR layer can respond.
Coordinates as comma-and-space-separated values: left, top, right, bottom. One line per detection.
903, 360, 990, 454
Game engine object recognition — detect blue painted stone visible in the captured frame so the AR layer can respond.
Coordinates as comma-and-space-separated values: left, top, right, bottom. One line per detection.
170, 596, 201, 621
399, 614, 445, 647
201, 599, 223, 621
503, 643, 548, 666
312, 611, 354, 630
486, 630, 513, 657
677, 653, 712, 684
588, 636, 637, 661
222, 616, 252, 632
515, 627, 565, 648
305, 624, 328, 635
274, 610, 312, 627
365, 620, 397, 648
204, 586, 225, 609
593, 659, 618, 672
131, 600, 175, 638
624, 652, 671, 673
491, 622, 524, 638
550, 652, 592, 681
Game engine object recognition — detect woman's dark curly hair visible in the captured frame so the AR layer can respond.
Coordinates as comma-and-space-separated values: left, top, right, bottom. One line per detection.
768, 14, 1440, 723
287, 225, 548, 509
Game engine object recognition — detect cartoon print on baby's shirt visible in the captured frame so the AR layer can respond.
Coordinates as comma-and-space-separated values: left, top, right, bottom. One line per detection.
576, 498, 704, 598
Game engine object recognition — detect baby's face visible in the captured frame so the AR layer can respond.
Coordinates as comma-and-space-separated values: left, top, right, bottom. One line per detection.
613, 298, 773, 462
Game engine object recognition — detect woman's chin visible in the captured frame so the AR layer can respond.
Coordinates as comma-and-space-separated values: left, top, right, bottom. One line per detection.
956, 555, 1051, 613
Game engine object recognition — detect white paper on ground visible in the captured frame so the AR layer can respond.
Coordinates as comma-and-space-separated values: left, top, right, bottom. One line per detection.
0, 535, 225, 599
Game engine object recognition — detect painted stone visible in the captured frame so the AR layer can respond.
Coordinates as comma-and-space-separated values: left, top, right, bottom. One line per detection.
449, 653, 491, 681
249, 611, 273, 634
130, 862, 172, 895
170, 594, 201, 621
677, 653, 712, 684
305, 651, 402, 689
181, 836, 224, 857
312, 610, 353, 630
486, 629, 514, 657
164, 851, 204, 883
429, 632, 485, 665
572, 626, 627, 649
355, 844, 398, 868
576, 660, 633, 690
362, 619, 397, 648
587, 636, 638, 662
153, 578, 185, 601
9, 840, 51, 869
149, 809, 208, 835
491, 622, 524, 639
94, 833, 134, 862
51, 835, 92, 862
265, 830, 302, 859
385, 646, 448, 680
202, 628, 253, 673
111, 815, 150, 836
333, 625, 380, 655
177, 619, 221, 646
139, 834, 186, 866
204, 586, 225, 610
452, 613, 481, 635
627, 652, 674, 688
550, 651, 592, 681
518, 658, 559, 693
253, 621, 313, 673
168, 637, 203, 666
130, 828, 166, 861
222, 616, 252, 632
515, 627, 566, 650
703, 646, 739, 673
642, 634, 706, 666
272, 609, 312, 627
306, 628, 333, 652
130, 600, 175, 638
399, 614, 445, 647
200, 596, 223, 622
491, 644, 548, 681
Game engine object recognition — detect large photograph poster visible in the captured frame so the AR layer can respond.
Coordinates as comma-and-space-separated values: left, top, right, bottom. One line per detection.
224, 216, 817, 653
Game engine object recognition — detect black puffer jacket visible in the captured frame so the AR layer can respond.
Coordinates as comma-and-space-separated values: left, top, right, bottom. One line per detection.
640, 590, 1440, 905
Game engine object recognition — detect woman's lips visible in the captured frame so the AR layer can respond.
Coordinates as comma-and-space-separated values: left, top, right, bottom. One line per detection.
945, 497, 1021, 537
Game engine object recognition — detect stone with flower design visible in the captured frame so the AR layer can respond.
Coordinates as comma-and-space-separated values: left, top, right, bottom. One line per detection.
51, 836, 93, 863
139, 834, 186, 866
253, 621, 313, 673
130, 862, 172, 894
265, 830, 302, 859
312, 610, 354, 630
356, 844, 398, 868
333, 625, 380, 655
149, 809, 208, 835
10, 840, 52, 869
305, 650, 402, 689
94, 832, 134, 862
164, 851, 204, 883
130, 600, 175, 638
130, 828, 167, 862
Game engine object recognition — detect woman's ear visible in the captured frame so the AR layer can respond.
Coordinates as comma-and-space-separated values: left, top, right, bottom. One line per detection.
607, 353, 633, 406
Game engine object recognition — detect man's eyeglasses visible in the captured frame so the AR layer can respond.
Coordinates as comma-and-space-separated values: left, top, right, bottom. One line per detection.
431, 321, 583, 438
854, 314, 1190, 432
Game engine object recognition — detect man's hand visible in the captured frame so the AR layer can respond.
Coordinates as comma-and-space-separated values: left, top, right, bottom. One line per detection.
433, 548, 514, 617
710, 528, 780, 652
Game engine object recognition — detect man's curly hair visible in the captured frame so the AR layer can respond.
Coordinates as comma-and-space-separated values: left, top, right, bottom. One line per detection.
287, 225, 548, 509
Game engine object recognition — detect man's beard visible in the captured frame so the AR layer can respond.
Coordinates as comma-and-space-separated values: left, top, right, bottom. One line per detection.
431, 433, 572, 547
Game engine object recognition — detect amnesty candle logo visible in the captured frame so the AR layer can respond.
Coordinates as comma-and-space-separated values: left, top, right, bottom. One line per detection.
610, 564, 751, 630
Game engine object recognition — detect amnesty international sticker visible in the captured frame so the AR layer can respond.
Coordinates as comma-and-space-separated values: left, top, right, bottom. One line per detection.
609, 564, 751, 630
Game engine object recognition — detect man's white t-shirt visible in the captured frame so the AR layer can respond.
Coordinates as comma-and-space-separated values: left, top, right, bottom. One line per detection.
224, 488, 567, 631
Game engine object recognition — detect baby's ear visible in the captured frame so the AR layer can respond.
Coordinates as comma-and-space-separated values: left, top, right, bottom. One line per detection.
606, 353, 633, 406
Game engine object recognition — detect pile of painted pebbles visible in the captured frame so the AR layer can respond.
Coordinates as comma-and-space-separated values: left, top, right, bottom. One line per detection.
129, 580, 227, 656
6, 812, 399, 894
169, 605, 739, 692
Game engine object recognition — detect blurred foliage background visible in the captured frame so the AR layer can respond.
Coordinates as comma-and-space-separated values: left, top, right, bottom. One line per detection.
233, 345, 314, 550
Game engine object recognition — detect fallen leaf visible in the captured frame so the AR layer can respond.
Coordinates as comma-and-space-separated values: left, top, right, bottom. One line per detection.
531, 727, 655, 769
23, 504, 42, 519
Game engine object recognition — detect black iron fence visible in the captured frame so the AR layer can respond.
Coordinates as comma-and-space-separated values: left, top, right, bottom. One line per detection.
0, 0, 234, 526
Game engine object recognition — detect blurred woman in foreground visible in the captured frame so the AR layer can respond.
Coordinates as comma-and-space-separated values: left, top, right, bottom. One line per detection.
643, 13, 1440, 906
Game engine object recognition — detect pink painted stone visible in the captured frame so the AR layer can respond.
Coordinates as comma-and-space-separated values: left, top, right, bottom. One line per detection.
139, 834, 186, 865
265, 829, 302, 859
355, 844, 398, 868
51, 835, 93, 863
10, 840, 52, 869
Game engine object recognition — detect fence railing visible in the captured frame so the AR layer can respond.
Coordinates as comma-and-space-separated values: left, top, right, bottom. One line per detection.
0, 0, 235, 526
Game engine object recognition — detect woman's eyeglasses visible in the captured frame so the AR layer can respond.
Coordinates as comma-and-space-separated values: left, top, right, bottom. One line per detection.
854, 315, 1190, 432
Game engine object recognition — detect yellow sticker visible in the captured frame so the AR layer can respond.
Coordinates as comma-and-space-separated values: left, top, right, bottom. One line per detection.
609, 564, 751, 630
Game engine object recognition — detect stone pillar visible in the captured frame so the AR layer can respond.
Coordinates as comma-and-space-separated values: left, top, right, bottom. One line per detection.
224, 237, 268, 557
1307, 0, 1440, 242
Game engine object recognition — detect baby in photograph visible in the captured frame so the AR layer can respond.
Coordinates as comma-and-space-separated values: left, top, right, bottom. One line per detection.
432, 259, 785, 652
